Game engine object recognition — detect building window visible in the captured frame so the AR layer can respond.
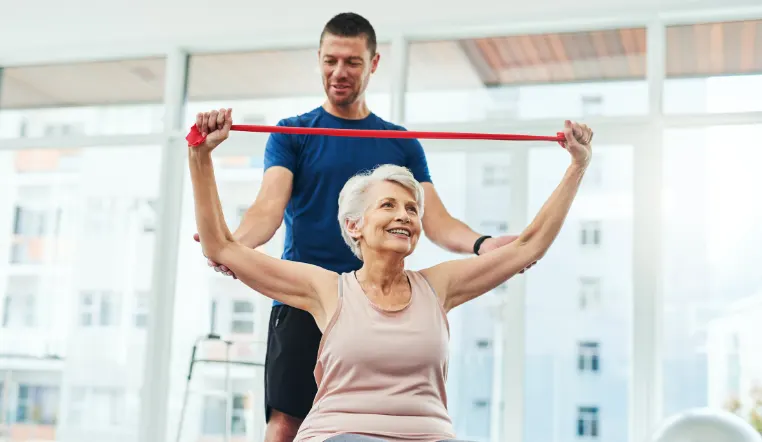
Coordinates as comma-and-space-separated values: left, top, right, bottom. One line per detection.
475, 339, 491, 349
202, 394, 248, 435
580, 221, 602, 247
578, 342, 600, 372
579, 278, 601, 310
472, 399, 489, 408
231, 300, 255, 334
479, 220, 509, 234
134, 292, 148, 328
581, 95, 604, 117
79, 291, 120, 327
10, 199, 62, 264
16, 384, 59, 425
136, 199, 157, 233
2, 293, 35, 328
577, 406, 599, 437
482, 164, 510, 187
68, 387, 124, 428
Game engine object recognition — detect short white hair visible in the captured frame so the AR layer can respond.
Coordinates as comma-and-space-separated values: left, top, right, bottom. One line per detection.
337, 164, 425, 260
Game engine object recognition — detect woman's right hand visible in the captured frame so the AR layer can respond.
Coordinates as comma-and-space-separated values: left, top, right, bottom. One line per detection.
193, 108, 233, 153
561, 120, 593, 168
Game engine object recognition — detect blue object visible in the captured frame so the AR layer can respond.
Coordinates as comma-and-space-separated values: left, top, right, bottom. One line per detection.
264, 106, 433, 306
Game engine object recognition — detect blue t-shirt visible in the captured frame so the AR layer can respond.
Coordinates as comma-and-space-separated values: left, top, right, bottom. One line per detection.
263, 106, 432, 306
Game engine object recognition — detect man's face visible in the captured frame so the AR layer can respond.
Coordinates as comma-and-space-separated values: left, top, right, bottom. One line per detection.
318, 33, 379, 107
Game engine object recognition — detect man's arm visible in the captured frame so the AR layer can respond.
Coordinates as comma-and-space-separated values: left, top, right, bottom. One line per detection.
421, 182, 520, 255
233, 166, 293, 248
420, 182, 482, 254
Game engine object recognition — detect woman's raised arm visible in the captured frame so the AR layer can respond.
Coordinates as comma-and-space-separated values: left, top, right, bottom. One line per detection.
421, 120, 593, 312
188, 108, 336, 315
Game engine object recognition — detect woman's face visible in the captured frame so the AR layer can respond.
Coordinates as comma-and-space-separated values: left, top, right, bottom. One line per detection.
349, 180, 422, 258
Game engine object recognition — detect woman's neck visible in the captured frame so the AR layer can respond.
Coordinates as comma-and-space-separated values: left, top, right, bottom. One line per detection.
355, 252, 406, 296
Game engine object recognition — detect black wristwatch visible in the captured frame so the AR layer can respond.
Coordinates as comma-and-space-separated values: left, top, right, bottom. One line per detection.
473, 235, 492, 255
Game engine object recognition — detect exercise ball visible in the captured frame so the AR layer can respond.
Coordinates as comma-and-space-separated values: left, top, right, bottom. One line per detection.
651, 407, 762, 442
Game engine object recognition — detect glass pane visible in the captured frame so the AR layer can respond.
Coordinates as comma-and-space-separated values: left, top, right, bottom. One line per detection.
525, 144, 633, 442
0, 145, 160, 441
168, 154, 274, 441
405, 28, 648, 124
662, 124, 762, 430
403, 146, 514, 441
664, 20, 762, 114
0, 58, 166, 138
186, 44, 392, 125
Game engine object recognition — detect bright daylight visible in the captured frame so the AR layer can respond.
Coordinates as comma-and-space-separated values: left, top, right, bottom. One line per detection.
0, 1, 761, 442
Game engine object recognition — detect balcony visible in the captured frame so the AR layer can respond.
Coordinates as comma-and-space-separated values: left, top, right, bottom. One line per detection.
0, 331, 65, 371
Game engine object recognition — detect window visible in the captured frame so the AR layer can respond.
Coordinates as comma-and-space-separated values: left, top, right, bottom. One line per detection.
526, 145, 632, 442
578, 342, 601, 372
405, 28, 648, 124
473, 399, 489, 408
577, 406, 599, 437
580, 221, 602, 247
2, 294, 35, 327
9, 186, 63, 264
2, 276, 39, 327
663, 125, 762, 422
16, 385, 59, 425
68, 387, 125, 428
664, 19, 762, 114
186, 45, 393, 125
479, 220, 509, 234
80, 291, 119, 327
579, 278, 601, 310
134, 292, 148, 328
201, 394, 248, 435
0, 58, 166, 138
136, 199, 157, 233
581, 95, 604, 117
231, 300, 255, 334
79, 291, 120, 327
482, 164, 510, 187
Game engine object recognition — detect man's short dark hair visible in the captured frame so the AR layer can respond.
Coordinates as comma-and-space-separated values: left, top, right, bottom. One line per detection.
320, 12, 377, 56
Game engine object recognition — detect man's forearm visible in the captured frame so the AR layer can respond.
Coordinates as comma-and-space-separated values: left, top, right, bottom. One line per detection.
232, 204, 283, 249
426, 216, 482, 255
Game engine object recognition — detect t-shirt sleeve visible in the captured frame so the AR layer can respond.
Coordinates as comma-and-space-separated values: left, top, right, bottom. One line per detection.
263, 119, 297, 173
404, 137, 433, 184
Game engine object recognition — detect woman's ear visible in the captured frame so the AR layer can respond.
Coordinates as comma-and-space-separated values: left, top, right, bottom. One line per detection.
345, 218, 362, 241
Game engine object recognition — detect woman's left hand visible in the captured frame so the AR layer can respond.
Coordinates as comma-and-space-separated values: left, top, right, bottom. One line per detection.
561, 120, 593, 168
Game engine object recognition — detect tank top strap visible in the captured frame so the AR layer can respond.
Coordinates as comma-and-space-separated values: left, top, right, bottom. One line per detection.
406, 270, 450, 335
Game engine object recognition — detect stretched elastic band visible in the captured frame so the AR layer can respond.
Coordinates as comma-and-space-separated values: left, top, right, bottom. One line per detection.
185, 124, 566, 147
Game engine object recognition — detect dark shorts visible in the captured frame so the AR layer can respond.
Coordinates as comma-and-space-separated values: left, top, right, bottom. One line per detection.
264, 304, 323, 422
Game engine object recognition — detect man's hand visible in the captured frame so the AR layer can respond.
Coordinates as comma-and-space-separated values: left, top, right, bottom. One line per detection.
194, 233, 237, 279
478, 234, 537, 274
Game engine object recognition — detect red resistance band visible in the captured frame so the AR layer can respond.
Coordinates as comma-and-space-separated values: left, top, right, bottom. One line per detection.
186, 124, 566, 147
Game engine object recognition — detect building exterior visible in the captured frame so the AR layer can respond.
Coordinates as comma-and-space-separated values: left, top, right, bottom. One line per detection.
706, 294, 762, 417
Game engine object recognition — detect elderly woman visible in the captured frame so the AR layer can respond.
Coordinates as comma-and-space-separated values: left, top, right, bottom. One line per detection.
188, 110, 592, 442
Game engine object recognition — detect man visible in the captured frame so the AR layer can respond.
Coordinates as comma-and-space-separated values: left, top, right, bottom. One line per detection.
194, 12, 528, 442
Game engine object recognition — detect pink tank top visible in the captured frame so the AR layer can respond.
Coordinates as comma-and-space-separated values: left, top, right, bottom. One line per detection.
294, 270, 456, 442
